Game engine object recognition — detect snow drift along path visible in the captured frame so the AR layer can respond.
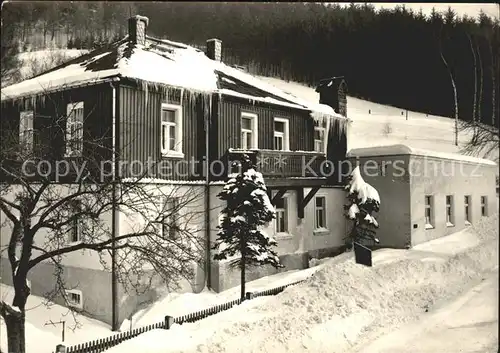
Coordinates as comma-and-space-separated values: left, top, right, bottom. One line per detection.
105, 214, 498, 353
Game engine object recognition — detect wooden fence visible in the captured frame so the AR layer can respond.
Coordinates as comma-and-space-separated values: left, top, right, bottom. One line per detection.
52, 279, 306, 353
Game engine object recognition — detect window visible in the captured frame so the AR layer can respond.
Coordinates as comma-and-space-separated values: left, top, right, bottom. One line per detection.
481, 196, 487, 217
65, 102, 84, 157
19, 110, 34, 154
273, 118, 289, 151
424, 195, 433, 229
274, 194, 288, 234
69, 200, 82, 243
314, 127, 325, 153
241, 112, 258, 149
315, 196, 326, 229
160, 197, 179, 239
464, 195, 471, 225
446, 195, 454, 226
161, 104, 183, 157
65, 289, 83, 309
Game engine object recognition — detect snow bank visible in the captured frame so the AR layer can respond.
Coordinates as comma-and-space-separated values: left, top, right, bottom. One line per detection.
115, 214, 496, 353
127, 263, 327, 330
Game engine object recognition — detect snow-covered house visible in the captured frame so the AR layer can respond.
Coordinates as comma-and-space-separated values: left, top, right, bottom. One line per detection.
347, 144, 498, 248
0, 16, 350, 327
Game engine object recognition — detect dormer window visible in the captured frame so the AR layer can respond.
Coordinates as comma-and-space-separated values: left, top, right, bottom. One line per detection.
161, 103, 184, 158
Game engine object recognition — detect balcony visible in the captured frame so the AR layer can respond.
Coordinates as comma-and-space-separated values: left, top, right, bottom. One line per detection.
225, 149, 327, 179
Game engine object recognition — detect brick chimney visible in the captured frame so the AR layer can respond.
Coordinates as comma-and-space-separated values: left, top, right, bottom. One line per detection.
206, 38, 222, 62
316, 77, 348, 117
128, 15, 149, 46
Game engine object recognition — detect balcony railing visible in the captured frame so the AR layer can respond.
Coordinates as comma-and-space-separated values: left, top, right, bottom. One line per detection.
226, 149, 327, 179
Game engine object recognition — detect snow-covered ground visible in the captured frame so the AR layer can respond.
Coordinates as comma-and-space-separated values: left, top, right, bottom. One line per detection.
0, 282, 111, 352
103, 214, 498, 353
356, 272, 498, 353
1, 220, 497, 353
0, 262, 325, 353
124, 264, 324, 330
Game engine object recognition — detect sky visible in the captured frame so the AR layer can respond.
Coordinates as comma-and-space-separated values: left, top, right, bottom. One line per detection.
338, 3, 499, 20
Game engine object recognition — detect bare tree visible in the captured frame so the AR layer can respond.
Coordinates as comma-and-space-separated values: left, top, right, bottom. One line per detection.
0, 91, 206, 353
459, 119, 499, 160
459, 16, 499, 161
438, 24, 459, 146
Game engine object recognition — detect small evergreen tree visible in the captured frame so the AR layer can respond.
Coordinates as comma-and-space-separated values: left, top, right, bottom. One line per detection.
213, 154, 282, 300
343, 166, 381, 249
73, 37, 82, 49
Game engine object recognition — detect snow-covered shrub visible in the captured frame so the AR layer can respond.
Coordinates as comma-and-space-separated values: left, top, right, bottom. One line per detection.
343, 166, 381, 248
212, 154, 283, 298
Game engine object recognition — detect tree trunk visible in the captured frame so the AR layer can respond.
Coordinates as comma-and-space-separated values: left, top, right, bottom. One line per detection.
4, 309, 26, 353
240, 238, 246, 301
489, 41, 496, 127
240, 260, 246, 300
477, 40, 483, 122
439, 35, 459, 146
240, 237, 246, 301
467, 32, 478, 122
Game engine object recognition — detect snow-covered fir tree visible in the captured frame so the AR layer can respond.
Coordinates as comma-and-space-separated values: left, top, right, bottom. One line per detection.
343, 166, 381, 248
213, 154, 282, 300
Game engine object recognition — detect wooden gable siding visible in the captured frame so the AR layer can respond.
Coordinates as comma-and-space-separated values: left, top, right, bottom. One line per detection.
118, 82, 207, 180
0, 84, 113, 182
215, 96, 313, 155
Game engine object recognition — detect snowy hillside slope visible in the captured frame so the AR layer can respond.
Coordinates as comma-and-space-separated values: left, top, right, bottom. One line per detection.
11, 49, 89, 85
258, 76, 499, 163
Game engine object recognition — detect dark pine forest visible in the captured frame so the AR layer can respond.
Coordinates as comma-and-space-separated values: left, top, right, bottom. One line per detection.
1, 2, 499, 128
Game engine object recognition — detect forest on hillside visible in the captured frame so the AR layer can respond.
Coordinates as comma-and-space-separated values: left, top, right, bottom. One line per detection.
1, 2, 499, 128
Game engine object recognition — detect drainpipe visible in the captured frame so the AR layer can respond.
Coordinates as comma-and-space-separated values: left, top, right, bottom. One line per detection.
205, 95, 212, 289
110, 80, 119, 330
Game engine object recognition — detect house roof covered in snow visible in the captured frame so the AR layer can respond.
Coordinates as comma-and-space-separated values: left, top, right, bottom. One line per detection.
0, 35, 345, 121
347, 144, 497, 165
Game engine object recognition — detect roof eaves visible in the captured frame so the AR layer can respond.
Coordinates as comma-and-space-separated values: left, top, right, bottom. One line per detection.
1, 75, 121, 103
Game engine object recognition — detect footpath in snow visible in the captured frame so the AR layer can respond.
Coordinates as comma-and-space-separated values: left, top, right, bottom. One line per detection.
356, 272, 498, 353
105, 214, 499, 353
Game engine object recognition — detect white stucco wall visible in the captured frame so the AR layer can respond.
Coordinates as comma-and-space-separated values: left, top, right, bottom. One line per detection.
410, 156, 498, 246
0, 184, 112, 271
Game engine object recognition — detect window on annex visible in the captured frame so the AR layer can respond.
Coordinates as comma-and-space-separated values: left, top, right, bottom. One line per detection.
464, 195, 471, 225
424, 195, 434, 229
446, 195, 454, 227
481, 196, 488, 217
